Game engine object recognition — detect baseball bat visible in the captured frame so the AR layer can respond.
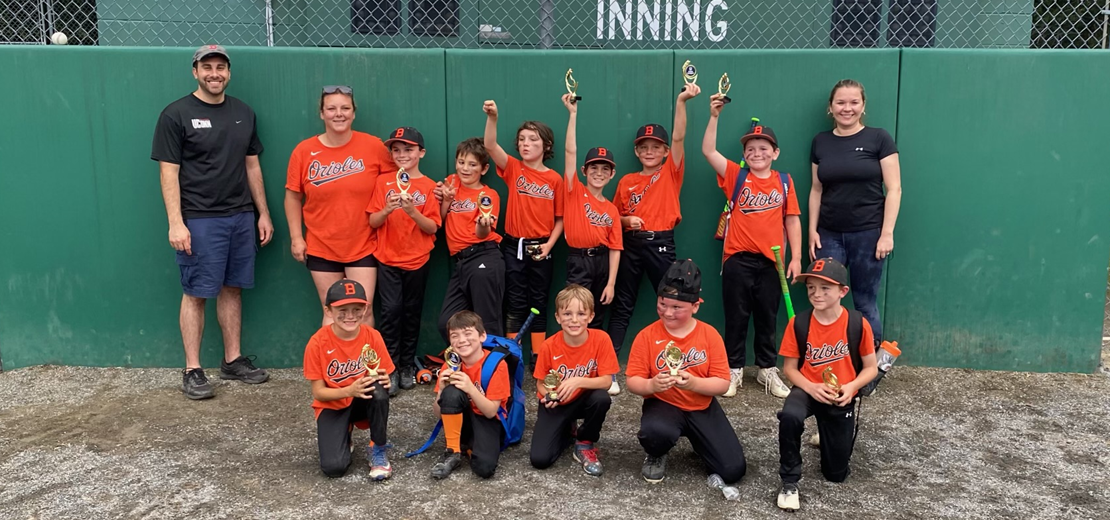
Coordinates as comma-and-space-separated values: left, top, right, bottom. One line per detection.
515, 307, 541, 346
771, 245, 795, 319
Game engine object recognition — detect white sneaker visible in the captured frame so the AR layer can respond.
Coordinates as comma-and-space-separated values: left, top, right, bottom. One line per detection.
608, 378, 621, 396
757, 367, 791, 398
777, 482, 800, 510
808, 432, 820, 447
723, 368, 742, 397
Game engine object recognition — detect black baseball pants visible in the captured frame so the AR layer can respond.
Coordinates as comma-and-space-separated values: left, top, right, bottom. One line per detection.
565, 246, 611, 329
502, 235, 552, 336
608, 230, 676, 353
377, 262, 430, 370
778, 386, 857, 484
315, 383, 390, 478
722, 252, 782, 370
638, 397, 746, 484
439, 385, 504, 478
530, 388, 612, 469
438, 243, 505, 342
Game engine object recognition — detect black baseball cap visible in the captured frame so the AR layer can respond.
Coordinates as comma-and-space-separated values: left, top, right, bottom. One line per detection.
583, 147, 615, 167
385, 127, 425, 149
657, 259, 703, 304
326, 279, 369, 307
192, 44, 229, 65
795, 258, 849, 286
634, 124, 669, 145
740, 124, 778, 149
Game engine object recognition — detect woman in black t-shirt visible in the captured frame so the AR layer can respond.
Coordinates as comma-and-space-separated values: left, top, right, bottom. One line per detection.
808, 79, 902, 342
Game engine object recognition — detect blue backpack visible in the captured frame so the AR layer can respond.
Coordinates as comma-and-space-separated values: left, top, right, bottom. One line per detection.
405, 334, 527, 457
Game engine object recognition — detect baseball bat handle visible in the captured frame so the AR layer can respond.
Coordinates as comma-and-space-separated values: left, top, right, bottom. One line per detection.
771, 246, 795, 319
515, 308, 541, 345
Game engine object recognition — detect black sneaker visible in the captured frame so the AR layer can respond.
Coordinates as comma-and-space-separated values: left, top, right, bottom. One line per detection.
219, 355, 269, 384
642, 454, 667, 483
400, 365, 416, 390
388, 372, 399, 397
430, 449, 464, 480
182, 368, 214, 400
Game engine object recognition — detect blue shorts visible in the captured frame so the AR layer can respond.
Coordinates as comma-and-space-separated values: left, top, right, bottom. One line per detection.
176, 212, 256, 298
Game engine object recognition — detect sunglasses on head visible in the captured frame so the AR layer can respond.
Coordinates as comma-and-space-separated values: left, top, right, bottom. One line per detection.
322, 85, 353, 95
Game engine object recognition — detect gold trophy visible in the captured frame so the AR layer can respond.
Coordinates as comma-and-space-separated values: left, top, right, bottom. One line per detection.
565, 68, 581, 103
680, 60, 698, 92
718, 73, 732, 104
663, 341, 683, 376
478, 191, 494, 221
526, 244, 545, 261
397, 168, 411, 196
442, 346, 462, 381
822, 366, 842, 398
543, 370, 561, 402
361, 343, 381, 376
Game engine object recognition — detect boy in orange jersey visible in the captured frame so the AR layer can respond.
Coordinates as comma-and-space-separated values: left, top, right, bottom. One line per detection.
530, 284, 620, 476
303, 279, 394, 480
626, 259, 746, 485
367, 126, 442, 395
702, 94, 802, 399
430, 311, 512, 480
483, 100, 564, 351
435, 138, 506, 340
608, 84, 701, 355
776, 258, 878, 511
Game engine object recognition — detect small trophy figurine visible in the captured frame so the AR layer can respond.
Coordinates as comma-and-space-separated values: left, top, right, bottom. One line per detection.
478, 191, 494, 221
397, 168, 411, 196
361, 343, 381, 376
718, 73, 732, 104
680, 60, 698, 92
664, 341, 683, 376
565, 68, 581, 103
822, 366, 842, 398
543, 370, 561, 402
526, 244, 545, 261
442, 346, 462, 381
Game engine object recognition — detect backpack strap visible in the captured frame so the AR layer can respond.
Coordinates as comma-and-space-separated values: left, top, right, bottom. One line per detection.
723, 168, 750, 237
793, 308, 813, 369
404, 419, 443, 458
846, 309, 864, 376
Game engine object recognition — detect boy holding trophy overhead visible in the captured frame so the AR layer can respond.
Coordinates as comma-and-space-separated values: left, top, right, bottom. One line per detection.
367, 126, 442, 395
530, 284, 620, 476
302, 279, 394, 480
775, 258, 878, 511
625, 259, 746, 485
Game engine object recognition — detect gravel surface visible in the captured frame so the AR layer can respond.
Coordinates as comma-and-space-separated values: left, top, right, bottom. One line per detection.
0, 363, 1108, 519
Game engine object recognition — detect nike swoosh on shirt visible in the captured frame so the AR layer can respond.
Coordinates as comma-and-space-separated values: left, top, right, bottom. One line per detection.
310, 151, 322, 156
235, 120, 242, 124
553, 355, 564, 360
327, 349, 337, 354
655, 339, 668, 344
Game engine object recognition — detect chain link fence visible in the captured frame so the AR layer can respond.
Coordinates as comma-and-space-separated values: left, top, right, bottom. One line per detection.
3, 0, 1109, 49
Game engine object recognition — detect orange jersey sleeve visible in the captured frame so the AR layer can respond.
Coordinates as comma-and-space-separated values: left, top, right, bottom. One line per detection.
614, 153, 684, 231
368, 175, 441, 269
563, 180, 623, 249
496, 155, 562, 238
782, 310, 876, 386
718, 160, 801, 263
625, 320, 726, 412
443, 176, 502, 255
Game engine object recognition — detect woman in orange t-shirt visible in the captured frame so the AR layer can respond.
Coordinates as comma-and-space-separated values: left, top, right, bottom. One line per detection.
285, 86, 396, 326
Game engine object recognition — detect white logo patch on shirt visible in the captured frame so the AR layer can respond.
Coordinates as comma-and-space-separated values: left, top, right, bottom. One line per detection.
191, 118, 212, 129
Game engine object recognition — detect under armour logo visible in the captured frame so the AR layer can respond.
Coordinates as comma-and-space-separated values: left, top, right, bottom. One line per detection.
658, 246, 667, 252
854, 147, 865, 152
846, 412, 853, 418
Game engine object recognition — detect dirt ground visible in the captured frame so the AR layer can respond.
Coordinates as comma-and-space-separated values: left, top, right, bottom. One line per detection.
0, 357, 1108, 520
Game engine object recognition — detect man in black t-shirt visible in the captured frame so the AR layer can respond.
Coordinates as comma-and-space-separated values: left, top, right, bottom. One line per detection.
151, 44, 274, 400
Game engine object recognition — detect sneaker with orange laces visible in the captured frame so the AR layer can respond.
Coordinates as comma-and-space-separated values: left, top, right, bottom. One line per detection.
573, 441, 603, 476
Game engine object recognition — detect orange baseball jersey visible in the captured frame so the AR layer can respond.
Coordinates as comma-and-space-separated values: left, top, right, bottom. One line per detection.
626, 319, 730, 412
779, 308, 876, 386
563, 178, 623, 250
533, 329, 621, 404
615, 153, 685, 231
436, 350, 511, 416
285, 131, 397, 262
366, 174, 442, 270
442, 174, 503, 255
496, 155, 564, 238
303, 324, 396, 420
718, 160, 801, 262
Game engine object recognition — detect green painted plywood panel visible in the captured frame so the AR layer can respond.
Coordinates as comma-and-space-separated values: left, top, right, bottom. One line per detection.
888, 49, 1110, 373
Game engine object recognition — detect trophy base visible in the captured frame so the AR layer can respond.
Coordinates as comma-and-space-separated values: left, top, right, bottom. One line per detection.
721, 96, 732, 104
